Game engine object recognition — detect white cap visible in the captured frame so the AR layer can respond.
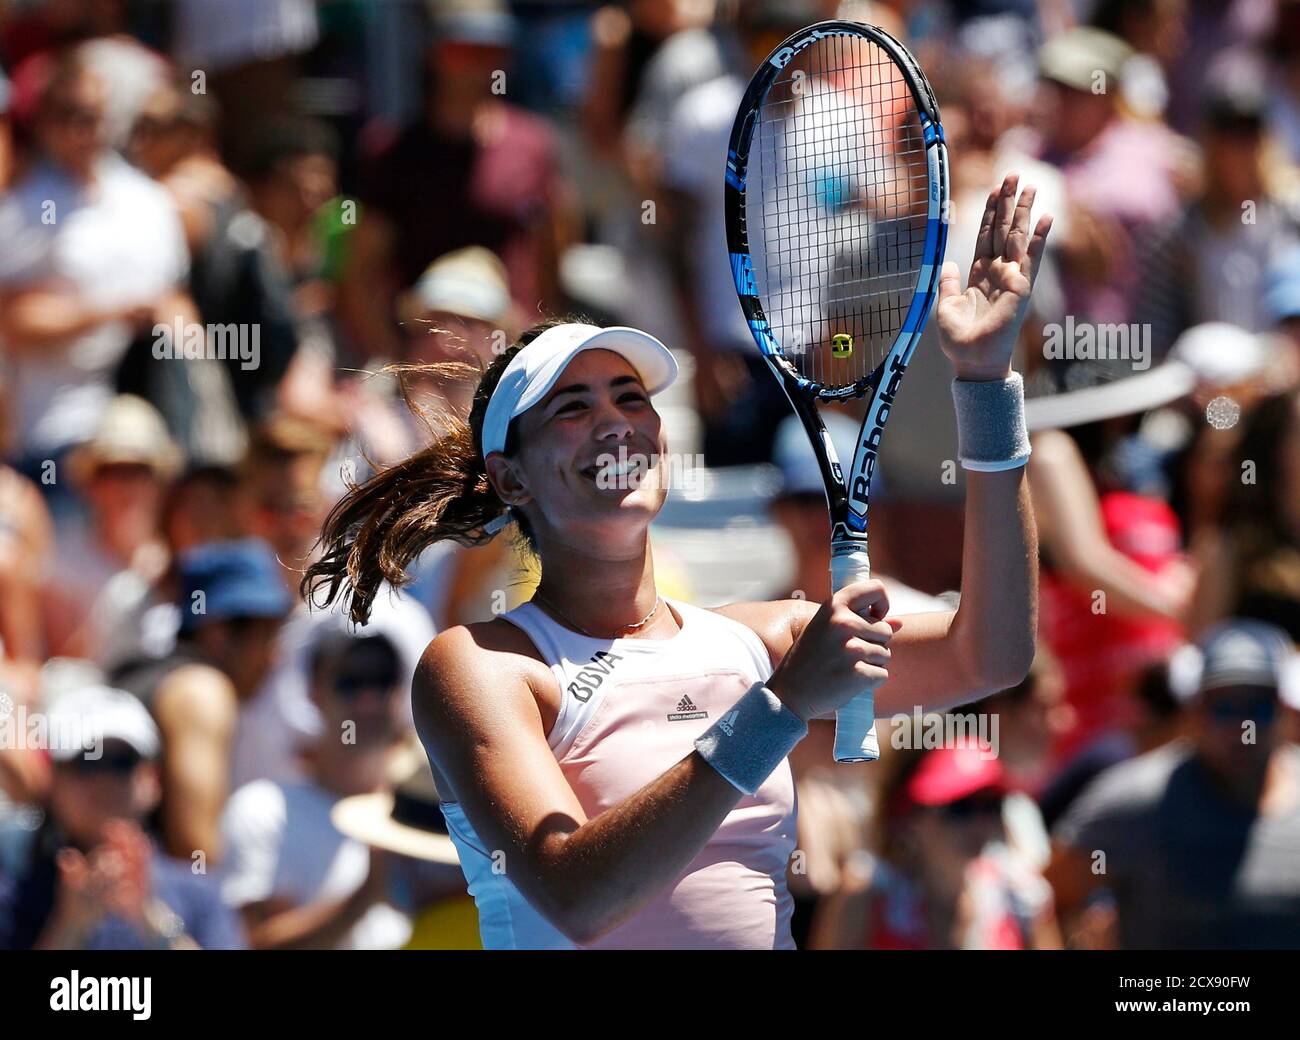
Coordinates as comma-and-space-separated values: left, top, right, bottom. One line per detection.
480, 324, 678, 458
46, 685, 161, 762
1170, 322, 1276, 387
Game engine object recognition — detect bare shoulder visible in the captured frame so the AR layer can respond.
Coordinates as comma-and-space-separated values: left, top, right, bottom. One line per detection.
710, 598, 819, 667
412, 617, 558, 794
414, 617, 549, 713
153, 663, 238, 734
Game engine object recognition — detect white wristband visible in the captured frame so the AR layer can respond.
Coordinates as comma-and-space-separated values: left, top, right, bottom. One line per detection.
694, 683, 807, 796
952, 373, 1031, 471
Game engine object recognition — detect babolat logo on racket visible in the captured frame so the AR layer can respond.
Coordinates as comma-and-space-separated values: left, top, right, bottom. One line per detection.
849, 354, 909, 509
566, 649, 624, 703
769, 27, 839, 69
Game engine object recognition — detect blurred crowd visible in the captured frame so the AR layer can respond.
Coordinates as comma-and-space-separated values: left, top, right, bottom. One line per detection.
1, 0, 1299, 950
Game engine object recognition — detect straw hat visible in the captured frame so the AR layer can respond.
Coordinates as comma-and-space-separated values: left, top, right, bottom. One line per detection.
67, 394, 182, 483
1024, 323, 1279, 432
331, 743, 460, 865
398, 246, 517, 329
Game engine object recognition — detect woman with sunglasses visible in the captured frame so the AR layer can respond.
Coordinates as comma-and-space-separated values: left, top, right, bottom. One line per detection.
0, 686, 243, 950
304, 176, 1050, 949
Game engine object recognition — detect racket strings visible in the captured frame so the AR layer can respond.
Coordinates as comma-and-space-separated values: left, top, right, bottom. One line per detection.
749, 35, 931, 391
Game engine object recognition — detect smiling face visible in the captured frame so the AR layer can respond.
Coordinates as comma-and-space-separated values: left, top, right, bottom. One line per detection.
485, 349, 669, 559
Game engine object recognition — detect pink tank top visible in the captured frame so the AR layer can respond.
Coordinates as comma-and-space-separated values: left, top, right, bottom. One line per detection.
440, 598, 798, 949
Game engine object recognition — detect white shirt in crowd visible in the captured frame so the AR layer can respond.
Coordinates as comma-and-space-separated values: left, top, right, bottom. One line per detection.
0, 154, 188, 457
219, 778, 412, 951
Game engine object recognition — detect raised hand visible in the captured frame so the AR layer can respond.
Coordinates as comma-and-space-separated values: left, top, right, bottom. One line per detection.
936, 174, 1053, 382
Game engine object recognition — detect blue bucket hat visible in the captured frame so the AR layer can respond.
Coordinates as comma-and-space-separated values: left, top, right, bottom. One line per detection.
177, 538, 293, 635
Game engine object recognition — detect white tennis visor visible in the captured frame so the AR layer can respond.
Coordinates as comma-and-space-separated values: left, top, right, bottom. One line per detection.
480, 323, 678, 457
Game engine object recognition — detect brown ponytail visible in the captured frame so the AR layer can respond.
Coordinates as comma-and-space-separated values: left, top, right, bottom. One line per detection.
301, 316, 581, 624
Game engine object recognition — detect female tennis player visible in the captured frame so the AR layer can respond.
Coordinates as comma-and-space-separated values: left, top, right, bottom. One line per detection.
305, 174, 1051, 949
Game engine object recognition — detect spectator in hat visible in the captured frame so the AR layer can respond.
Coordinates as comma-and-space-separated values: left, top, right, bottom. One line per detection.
1035, 654, 1186, 831
331, 745, 480, 950
41, 395, 179, 665
219, 625, 416, 949
224, 413, 431, 793
0, 685, 244, 949
1137, 62, 1300, 356
397, 245, 521, 422
0, 48, 194, 480
397, 246, 536, 632
114, 538, 292, 862
342, 0, 571, 360
1088, 0, 1192, 121
1047, 619, 1300, 948
1030, 26, 1192, 327
811, 743, 1059, 950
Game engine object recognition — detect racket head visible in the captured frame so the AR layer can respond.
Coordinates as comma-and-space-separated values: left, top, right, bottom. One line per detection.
726, 20, 949, 532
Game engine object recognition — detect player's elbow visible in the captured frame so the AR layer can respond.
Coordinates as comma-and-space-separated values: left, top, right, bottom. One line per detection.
987, 635, 1035, 693
962, 628, 1035, 698
532, 883, 623, 947
515, 844, 630, 946
549, 908, 610, 947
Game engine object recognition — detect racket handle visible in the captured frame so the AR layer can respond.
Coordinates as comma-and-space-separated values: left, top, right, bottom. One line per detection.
830, 544, 881, 763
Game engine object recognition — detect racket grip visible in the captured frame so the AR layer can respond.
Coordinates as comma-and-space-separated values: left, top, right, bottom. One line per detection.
830, 544, 881, 763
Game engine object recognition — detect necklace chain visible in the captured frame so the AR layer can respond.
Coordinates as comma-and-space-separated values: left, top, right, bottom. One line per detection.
533, 592, 662, 639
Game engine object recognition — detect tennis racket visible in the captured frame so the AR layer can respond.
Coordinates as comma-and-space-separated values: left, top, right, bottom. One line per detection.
724, 20, 949, 762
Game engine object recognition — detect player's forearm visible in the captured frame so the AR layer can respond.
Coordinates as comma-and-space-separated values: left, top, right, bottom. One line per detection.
524, 751, 745, 945
950, 466, 1037, 694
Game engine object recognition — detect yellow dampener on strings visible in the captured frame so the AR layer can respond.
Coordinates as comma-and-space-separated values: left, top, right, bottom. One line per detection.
831, 333, 853, 358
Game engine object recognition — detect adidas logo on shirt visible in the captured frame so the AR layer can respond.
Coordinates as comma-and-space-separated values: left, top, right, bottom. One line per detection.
667, 693, 708, 722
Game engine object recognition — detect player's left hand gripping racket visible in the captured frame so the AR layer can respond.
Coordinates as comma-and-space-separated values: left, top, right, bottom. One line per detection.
724, 20, 949, 762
